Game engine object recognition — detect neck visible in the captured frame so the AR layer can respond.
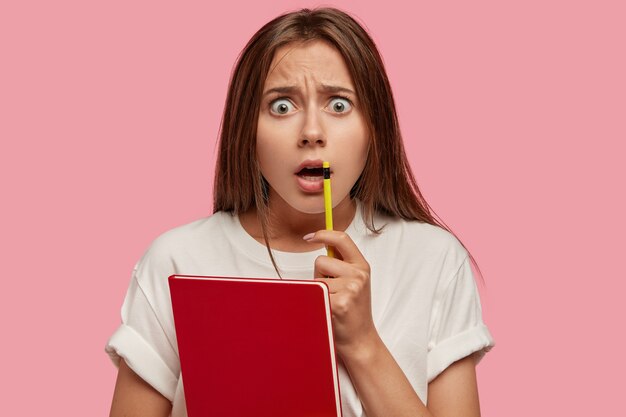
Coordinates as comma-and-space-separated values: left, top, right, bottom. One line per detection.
239, 195, 357, 252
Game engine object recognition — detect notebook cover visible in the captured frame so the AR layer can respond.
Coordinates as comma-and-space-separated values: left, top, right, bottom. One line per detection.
169, 275, 343, 417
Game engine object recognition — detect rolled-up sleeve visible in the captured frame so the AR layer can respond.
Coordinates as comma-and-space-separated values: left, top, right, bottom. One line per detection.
426, 256, 495, 382
105, 267, 179, 401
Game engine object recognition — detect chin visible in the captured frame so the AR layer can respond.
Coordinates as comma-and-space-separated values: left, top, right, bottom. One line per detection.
269, 189, 326, 215
286, 199, 326, 215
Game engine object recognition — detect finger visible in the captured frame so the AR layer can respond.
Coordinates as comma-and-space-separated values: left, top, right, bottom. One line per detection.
315, 275, 366, 294
314, 277, 351, 294
314, 279, 365, 321
313, 255, 356, 279
304, 230, 366, 265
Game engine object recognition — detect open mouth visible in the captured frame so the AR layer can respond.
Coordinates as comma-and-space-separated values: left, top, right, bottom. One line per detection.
296, 166, 325, 180
294, 160, 332, 192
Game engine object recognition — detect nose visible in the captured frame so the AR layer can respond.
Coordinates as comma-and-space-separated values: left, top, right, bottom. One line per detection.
298, 109, 326, 147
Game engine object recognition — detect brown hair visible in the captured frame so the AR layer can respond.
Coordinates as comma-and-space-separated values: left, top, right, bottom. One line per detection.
213, 7, 483, 281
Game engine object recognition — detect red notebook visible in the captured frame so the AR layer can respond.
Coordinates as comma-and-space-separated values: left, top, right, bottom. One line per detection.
169, 275, 343, 417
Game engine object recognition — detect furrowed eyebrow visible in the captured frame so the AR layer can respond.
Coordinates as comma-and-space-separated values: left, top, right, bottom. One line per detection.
263, 84, 356, 97
320, 84, 356, 95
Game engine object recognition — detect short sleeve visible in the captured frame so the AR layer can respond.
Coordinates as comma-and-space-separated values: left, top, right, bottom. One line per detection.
105, 266, 180, 401
426, 256, 494, 382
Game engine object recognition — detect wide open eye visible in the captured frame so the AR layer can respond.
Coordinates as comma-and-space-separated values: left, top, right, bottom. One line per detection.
269, 98, 296, 115
328, 97, 352, 114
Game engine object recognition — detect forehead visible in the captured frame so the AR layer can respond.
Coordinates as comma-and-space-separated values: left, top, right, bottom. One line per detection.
264, 40, 354, 88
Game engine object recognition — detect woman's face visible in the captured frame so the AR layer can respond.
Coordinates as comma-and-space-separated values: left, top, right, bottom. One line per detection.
256, 40, 369, 214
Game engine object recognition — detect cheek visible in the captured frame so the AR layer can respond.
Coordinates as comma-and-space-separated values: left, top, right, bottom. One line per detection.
256, 117, 269, 152
340, 123, 369, 166
256, 115, 293, 149
334, 138, 369, 191
256, 142, 276, 181
351, 131, 370, 182
256, 118, 276, 167
256, 119, 291, 179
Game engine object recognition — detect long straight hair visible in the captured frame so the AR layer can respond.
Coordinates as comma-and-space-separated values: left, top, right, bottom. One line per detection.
213, 7, 483, 281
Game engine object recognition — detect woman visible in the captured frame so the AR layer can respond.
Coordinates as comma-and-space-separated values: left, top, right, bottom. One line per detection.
107, 7, 494, 417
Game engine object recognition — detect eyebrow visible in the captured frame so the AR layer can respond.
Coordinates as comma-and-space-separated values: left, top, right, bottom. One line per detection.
263, 84, 356, 97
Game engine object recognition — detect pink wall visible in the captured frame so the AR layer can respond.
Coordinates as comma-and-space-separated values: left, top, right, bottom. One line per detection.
2, 0, 624, 415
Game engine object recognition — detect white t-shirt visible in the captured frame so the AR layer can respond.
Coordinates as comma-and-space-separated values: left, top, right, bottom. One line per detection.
106, 202, 494, 417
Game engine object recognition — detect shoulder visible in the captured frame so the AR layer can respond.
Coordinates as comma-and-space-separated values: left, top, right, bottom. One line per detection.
148, 213, 221, 251
373, 212, 467, 260
134, 211, 233, 274
359, 211, 470, 290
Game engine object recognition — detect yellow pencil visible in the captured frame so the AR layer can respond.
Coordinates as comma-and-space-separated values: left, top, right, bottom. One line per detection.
323, 161, 334, 258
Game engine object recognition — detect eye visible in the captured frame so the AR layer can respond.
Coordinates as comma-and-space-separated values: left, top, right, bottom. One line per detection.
269, 98, 295, 115
328, 97, 352, 114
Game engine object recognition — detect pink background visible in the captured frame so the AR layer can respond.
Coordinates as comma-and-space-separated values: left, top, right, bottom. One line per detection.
1, 0, 624, 415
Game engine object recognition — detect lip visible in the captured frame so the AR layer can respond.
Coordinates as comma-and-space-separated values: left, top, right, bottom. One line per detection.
295, 176, 324, 193
294, 159, 333, 193
294, 159, 330, 174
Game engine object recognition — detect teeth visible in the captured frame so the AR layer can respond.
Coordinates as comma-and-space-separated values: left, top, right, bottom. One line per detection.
300, 175, 322, 181
300, 167, 323, 176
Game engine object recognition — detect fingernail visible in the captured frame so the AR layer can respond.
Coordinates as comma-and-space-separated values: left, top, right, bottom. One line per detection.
302, 233, 315, 241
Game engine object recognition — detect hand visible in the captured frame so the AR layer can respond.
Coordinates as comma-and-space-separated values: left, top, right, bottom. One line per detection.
304, 230, 379, 358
